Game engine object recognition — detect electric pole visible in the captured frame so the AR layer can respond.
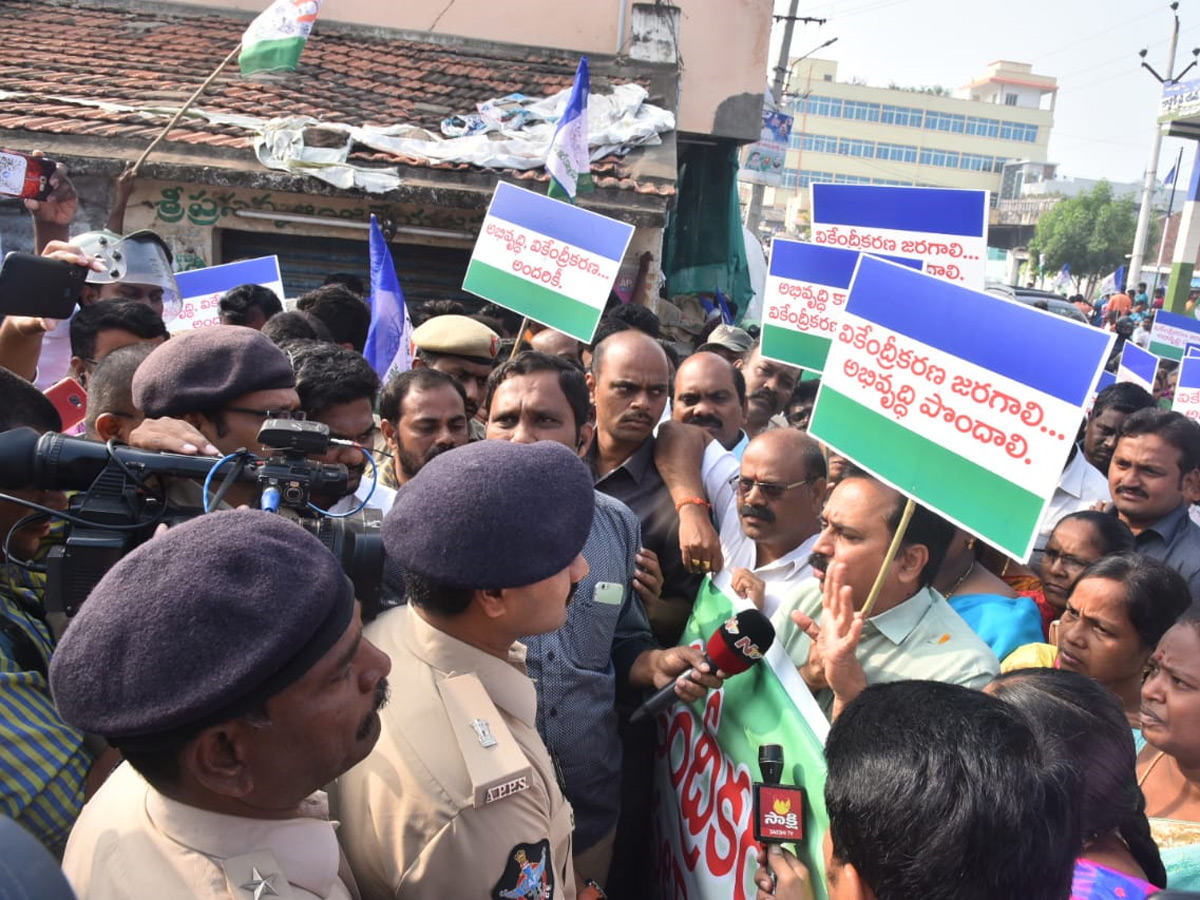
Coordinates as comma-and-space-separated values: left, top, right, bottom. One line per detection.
1128, 3, 1182, 291
744, 2, 825, 236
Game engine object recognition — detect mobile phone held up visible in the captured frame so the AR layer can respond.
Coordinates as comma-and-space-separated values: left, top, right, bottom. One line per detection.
0, 150, 57, 201
0, 252, 88, 319
45, 377, 87, 431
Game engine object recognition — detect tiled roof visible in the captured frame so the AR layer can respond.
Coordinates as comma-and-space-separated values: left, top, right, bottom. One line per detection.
0, 0, 675, 197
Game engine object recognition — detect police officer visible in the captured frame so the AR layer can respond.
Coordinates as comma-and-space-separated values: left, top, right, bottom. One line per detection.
335, 440, 595, 899
410, 314, 500, 440
51, 510, 392, 900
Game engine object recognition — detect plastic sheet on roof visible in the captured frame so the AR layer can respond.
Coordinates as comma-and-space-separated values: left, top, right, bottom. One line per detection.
252, 83, 674, 193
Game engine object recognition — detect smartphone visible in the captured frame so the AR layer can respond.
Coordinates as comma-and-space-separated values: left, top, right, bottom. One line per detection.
44, 376, 87, 431
0, 150, 56, 201
0, 252, 88, 319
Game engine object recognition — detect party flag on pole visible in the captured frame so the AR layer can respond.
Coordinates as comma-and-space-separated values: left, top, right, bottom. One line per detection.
363, 215, 413, 384
546, 57, 594, 202
239, 0, 323, 77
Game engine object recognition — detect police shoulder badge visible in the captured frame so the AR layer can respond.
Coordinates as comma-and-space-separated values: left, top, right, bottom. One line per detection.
492, 839, 554, 900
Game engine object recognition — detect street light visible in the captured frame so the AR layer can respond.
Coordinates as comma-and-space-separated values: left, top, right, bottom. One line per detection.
780, 37, 839, 103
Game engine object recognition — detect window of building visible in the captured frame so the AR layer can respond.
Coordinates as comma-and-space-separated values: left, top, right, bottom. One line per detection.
966, 116, 1000, 138
918, 148, 960, 169
880, 104, 923, 128
803, 95, 843, 118
925, 111, 966, 133
842, 100, 881, 122
875, 142, 918, 163
959, 153, 994, 172
833, 173, 872, 184
836, 137, 875, 158
798, 169, 836, 188
781, 169, 798, 188
803, 133, 838, 154
1004, 93, 1019, 106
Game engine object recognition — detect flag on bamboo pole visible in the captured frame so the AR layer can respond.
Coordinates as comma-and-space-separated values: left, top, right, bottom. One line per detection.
546, 57, 594, 202
363, 216, 413, 383
239, 0, 323, 77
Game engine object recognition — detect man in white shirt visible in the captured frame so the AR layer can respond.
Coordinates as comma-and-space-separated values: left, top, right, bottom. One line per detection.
1032, 444, 1111, 563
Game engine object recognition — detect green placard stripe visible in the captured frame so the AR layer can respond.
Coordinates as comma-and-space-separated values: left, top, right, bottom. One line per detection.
761, 323, 832, 373
811, 386, 1045, 556
462, 260, 601, 342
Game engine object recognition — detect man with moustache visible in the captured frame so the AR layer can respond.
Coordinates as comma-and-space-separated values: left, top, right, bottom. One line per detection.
1083, 382, 1156, 476
586, 329, 725, 645
410, 314, 499, 440
653, 422, 826, 619
738, 342, 800, 438
53, 510, 391, 899
1108, 408, 1200, 597
336, 440, 599, 900
377, 367, 470, 491
775, 467, 998, 718
671, 351, 750, 459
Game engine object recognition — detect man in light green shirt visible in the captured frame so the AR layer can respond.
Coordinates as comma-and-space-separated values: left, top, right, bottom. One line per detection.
773, 468, 999, 719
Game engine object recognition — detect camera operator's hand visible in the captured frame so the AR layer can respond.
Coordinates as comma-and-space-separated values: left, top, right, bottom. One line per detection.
128, 417, 219, 457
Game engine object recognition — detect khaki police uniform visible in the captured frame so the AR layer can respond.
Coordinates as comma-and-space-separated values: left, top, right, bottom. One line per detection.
335, 605, 576, 900
63, 763, 357, 900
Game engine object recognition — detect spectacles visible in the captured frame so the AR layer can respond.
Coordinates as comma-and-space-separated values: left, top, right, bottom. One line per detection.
736, 476, 815, 500
328, 423, 378, 445
1042, 548, 1093, 571
223, 407, 306, 421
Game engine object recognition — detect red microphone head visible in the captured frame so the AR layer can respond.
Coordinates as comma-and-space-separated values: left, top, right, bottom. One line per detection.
705, 608, 775, 675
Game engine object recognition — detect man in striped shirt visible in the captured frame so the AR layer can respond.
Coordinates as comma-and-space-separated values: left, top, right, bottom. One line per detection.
0, 366, 101, 854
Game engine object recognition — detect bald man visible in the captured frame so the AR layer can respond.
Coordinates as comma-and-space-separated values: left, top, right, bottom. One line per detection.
671, 351, 749, 458
654, 423, 827, 619
530, 327, 583, 366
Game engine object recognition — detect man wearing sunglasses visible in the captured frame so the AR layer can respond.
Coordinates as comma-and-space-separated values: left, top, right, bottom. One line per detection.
131, 326, 302, 508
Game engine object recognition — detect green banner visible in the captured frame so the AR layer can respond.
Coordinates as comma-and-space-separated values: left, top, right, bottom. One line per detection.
653, 574, 831, 899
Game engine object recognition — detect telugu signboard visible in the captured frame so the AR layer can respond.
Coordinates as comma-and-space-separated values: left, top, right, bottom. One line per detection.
462, 182, 634, 344
1160, 76, 1200, 124
810, 184, 990, 287
739, 110, 793, 187
1174, 354, 1200, 422
1116, 341, 1159, 394
654, 573, 830, 900
171, 256, 283, 333
808, 256, 1114, 561
1149, 309, 1200, 361
761, 238, 921, 373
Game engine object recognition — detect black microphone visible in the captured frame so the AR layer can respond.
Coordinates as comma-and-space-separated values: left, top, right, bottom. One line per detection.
754, 743, 805, 844
0, 428, 250, 491
629, 608, 775, 724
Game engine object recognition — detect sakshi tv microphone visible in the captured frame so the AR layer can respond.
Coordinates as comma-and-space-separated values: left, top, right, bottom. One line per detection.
753, 744, 805, 844
629, 608, 775, 724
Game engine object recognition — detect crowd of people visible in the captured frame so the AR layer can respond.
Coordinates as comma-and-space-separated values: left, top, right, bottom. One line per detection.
2, 164, 1200, 900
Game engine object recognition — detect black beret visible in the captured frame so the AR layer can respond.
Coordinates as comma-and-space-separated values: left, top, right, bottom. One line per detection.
132, 325, 295, 418
385, 440, 594, 589
50, 510, 354, 744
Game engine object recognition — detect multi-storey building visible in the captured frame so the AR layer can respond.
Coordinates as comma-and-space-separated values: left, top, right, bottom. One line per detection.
758, 58, 1057, 233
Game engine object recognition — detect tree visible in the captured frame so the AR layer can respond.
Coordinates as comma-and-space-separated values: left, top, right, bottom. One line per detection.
1027, 181, 1156, 296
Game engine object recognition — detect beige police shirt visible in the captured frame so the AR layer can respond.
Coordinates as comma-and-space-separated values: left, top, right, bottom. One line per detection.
62, 762, 355, 900
334, 605, 576, 900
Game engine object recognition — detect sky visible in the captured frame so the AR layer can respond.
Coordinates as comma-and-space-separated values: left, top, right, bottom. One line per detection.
770, 0, 1200, 191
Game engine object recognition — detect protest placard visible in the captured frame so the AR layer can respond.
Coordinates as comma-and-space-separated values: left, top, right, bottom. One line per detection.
1174, 354, 1200, 422
654, 571, 830, 900
761, 238, 921, 373
810, 184, 989, 287
1116, 342, 1159, 393
738, 110, 793, 188
808, 256, 1114, 561
462, 182, 634, 343
171, 256, 283, 333
1148, 310, 1200, 361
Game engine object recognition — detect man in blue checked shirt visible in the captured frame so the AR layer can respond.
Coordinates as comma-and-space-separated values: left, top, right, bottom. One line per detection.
483, 351, 724, 887
0, 366, 111, 855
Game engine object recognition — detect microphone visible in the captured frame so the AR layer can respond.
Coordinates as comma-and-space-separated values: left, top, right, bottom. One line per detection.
753, 744, 805, 844
629, 608, 775, 724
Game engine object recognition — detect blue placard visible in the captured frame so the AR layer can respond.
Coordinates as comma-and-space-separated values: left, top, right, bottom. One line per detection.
174, 256, 282, 298
1117, 342, 1159, 389
842, 256, 1114, 407
487, 181, 630, 262
1179, 355, 1200, 390
768, 240, 922, 284
811, 184, 988, 238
